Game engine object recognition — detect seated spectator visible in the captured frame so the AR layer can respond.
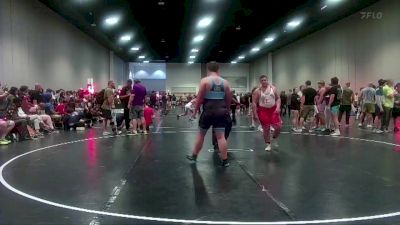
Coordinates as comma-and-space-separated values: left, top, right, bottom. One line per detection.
5, 88, 32, 141
56, 100, 67, 115
0, 89, 15, 144
20, 85, 54, 132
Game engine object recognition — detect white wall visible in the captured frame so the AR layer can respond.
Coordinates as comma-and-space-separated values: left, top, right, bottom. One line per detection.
219, 63, 249, 93
166, 63, 201, 93
166, 63, 249, 94
112, 54, 127, 87
0, 0, 126, 91
251, 0, 400, 92
249, 54, 269, 90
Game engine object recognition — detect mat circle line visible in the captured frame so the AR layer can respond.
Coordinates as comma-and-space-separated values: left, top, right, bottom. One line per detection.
1, 132, 400, 224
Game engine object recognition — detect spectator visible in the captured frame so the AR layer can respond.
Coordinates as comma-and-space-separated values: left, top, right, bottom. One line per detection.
101, 80, 116, 135
119, 79, 133, 131
382, 79, 395, 132
128, 79, 147, 135
338, 82, 354, 127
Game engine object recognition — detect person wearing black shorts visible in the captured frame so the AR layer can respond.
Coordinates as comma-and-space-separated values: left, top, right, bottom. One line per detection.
290, 87, 301, 132
186, 62, 232, 167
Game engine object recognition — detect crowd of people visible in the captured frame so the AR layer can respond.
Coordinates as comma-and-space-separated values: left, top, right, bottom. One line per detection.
1, 72, 399, 156
186, 64, 400, 167
0, 80, 154, 145
273, 78, 400, 136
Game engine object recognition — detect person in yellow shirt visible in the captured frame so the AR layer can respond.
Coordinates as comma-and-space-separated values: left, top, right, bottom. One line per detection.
393, 83, 400, 133
382, 79, 395, 132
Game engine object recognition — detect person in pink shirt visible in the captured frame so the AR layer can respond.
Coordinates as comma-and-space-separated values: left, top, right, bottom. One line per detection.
143, 103, 154, 133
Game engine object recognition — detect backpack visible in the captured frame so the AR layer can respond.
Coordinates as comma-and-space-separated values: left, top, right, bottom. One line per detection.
96, 89, 105, 105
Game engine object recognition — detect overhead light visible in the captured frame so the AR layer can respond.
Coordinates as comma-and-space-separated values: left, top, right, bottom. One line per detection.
138, 55, 145, 59
231, 61, 237, 64
191, 48, 199, 53
287, 19, 302, 28
130, 46, 140, 51
251, 47, 260, 52
120, 34, 132, 42
327, 0, 342, 3
161, 39, 166, 43
188, 61, 194, 64
189, 56, 196, 59
197, 17, 213, 28
158, 1, 165, 5
264, 36, 275, 43
322, 0, 342, 10
238, 55, 245, 59
193, 35, 205, 42
105, 16, 119, 25
143, 60, 149, 63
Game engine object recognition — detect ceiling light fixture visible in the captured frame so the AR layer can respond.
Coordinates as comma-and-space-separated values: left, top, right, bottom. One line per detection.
188, 61, 194, 64
251, 47, 260, 52
321, 5, 328, 10
264, 36, 275, 43
143, 60, 150, 63
105, 16, 120, 25
327, 0, 342, 3
231, 61, 237, 64
138, 55, 145, 59
193, 35, 205, 43
120, 34, 132, 41
189, 56, 196, 59
238, 55, 245, 59
131, 46, 140, 51
191, 49, 199, 53
197, 17, 213, 28
287, 19, 302, 28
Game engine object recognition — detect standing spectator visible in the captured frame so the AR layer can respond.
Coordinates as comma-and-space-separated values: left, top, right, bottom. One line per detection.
315, 81, 327, 131
119, 79, 132, 132
382, 79, 395, 132
280, 91, 287, 117
327, 77, 342, 136
373, 79, 386, 133
101, 80, 116, 136
299, 80, 317, 132
290, 88, 301, 132
338, 82, 354, 127
231, 90, 238, 125
358, 83, 376, 128
286, 89, 292, 118
393, 83, 400, 133
161, 92, 168, 115
172, 94, 177, 108
128, 79, 147, 135
150, 91, 157, 109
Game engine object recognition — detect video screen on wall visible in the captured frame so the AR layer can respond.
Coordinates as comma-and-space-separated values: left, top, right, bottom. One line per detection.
129, 63, 166, 80
128, 63, 167, 92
